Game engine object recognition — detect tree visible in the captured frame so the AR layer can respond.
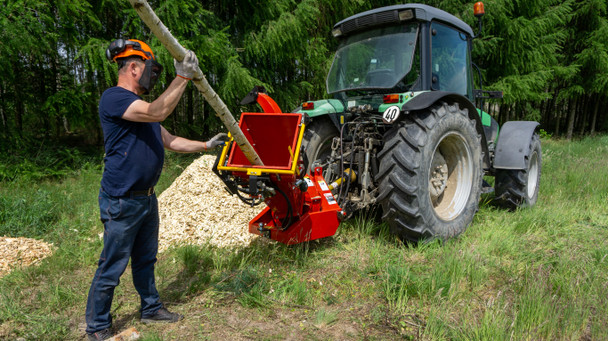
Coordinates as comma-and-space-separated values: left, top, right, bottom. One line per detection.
0, 0, 607, 154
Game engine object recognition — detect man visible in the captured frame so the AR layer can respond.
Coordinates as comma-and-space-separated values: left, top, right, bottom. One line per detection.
86, 39, 227, 340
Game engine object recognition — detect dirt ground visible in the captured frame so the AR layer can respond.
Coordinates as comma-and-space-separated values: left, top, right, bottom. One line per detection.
73, 297, 402, 340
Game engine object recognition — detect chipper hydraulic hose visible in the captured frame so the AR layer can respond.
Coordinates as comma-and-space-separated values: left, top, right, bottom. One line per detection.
128, 0, 263, 166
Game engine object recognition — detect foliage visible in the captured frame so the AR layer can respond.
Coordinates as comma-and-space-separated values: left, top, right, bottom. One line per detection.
0, 144, 102, 182
0, 189, 59, 238
0, 0, 606, 150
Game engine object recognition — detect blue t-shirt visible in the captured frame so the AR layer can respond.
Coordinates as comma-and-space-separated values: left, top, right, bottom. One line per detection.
99, 87, 164, 197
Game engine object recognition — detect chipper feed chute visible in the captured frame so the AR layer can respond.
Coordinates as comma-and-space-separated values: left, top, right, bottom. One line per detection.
213, 91, 344, 245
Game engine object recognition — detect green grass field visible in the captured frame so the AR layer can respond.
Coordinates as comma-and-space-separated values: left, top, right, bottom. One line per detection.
0, 136, 607, 340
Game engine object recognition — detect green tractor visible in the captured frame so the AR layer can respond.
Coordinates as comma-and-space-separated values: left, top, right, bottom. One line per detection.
298, 3, 542, 241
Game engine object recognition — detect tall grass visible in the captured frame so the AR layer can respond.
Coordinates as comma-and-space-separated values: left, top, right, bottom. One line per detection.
0, 137, 607, 340
0, 150, 200, 339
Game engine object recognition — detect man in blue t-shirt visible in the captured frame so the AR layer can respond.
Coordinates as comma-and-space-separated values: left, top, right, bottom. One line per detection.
85, 39, 228, 341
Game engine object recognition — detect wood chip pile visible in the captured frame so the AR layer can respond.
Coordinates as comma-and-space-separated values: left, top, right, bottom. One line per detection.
157, 155, 262, 252
0, 155, 259, 277
0, 237, 53, 278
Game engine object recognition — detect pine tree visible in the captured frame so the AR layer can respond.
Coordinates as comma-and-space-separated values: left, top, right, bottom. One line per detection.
472, 0, 573, 119
563, 0, 608, 137
1, 0, 607, 151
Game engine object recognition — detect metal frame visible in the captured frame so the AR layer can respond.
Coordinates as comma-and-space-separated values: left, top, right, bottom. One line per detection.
216, 121, 306, 176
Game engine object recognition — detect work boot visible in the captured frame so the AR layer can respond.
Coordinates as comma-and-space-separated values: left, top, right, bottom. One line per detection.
87, 328, 112, 340
141, 307, 184, 324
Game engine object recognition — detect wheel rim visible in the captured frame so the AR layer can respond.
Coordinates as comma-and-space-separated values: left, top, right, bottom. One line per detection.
527, 150, 539, 199
429, 132, 474, 221
311, 136, 338, 182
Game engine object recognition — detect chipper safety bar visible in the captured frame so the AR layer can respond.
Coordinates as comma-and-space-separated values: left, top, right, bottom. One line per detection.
213, 88, 344, 244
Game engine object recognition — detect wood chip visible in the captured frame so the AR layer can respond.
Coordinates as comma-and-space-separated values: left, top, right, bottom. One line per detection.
107, 327, 140, 341
0, 155, 260, 278
0, 236, 54, 278
157, 155, 263, 252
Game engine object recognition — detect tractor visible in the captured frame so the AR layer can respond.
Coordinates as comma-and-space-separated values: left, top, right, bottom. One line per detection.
214, 2, 542, 243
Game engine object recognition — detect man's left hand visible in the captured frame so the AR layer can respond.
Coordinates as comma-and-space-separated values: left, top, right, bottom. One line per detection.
206, 133, 230, 149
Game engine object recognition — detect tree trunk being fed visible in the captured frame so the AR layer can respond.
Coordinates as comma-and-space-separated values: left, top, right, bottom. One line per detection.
128, 0, 263, 166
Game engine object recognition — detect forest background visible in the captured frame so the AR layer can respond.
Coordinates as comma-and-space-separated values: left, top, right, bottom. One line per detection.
1, 2, 608, 338
1, 0, 607, 157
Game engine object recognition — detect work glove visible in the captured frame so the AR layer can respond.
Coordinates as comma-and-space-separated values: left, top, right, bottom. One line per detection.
174, 50, 199, 80
206, 133, 230, 149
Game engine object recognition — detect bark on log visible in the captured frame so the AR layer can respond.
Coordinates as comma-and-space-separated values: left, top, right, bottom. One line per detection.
128, 0, 263, 166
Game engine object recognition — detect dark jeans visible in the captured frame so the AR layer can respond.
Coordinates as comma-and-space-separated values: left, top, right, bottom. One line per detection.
85, 189, 162, 333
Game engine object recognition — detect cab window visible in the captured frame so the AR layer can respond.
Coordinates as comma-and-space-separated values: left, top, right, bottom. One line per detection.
431, 22, 470, 96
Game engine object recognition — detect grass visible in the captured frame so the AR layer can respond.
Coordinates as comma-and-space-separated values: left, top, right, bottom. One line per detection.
0, 136, 607, 340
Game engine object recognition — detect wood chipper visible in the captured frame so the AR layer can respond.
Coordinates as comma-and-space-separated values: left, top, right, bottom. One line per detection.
215, 2, 542, 244
213, 87, 346, 245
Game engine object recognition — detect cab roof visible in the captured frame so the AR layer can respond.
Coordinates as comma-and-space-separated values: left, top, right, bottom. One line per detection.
333, 4, 474, 37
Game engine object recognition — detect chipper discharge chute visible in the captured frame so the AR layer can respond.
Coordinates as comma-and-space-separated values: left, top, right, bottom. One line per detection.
213, 89, 346, 245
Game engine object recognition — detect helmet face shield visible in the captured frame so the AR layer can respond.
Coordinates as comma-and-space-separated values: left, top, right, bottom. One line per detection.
139, 58, 163, 94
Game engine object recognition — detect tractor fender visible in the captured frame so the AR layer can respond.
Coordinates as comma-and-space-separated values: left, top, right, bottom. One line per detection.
301, 112, 340, 131
493, 121, 540, 170
296, 99, 344, 131
401, 91, 491, 169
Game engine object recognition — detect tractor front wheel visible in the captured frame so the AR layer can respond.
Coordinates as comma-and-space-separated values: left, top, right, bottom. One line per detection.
377, 102, 483, 241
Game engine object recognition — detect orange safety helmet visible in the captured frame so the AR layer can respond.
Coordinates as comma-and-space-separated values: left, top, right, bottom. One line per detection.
106, 38, 163, 94
106, 39, 157, 62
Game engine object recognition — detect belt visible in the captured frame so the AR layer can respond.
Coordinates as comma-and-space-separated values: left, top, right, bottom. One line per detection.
126, 187, 155, 197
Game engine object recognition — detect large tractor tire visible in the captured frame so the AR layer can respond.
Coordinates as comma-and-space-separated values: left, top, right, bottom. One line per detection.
376, 102, 483, 241
302, 117, 340, 179
495, 133, 541, 209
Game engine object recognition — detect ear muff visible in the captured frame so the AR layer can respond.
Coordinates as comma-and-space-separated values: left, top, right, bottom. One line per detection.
106, 39, 127, 62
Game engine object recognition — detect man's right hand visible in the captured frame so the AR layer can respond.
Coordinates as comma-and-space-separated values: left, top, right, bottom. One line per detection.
174, 50, 199, 80
206, 133, 230, 149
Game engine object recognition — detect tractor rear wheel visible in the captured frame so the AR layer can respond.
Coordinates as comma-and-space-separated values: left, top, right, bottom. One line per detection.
302, 117, 340, 180
376, 102, 483, 241
495, 133, 541, 209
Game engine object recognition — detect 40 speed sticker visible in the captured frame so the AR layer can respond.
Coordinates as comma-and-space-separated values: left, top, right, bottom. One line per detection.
382, 105, 401, 124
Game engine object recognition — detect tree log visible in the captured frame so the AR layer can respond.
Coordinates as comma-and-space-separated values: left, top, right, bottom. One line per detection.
128, 0, 263, 166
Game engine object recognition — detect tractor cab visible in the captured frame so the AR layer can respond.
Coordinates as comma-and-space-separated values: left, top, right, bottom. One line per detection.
327, 4, 475, 103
